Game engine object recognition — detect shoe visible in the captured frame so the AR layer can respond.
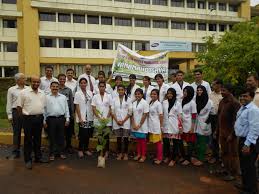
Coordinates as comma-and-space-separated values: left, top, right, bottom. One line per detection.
193, 160, 203, 166
168, 160, 176, 167
134, 155, 141, 161
154, 160, 162, 165
181, 160, 190, 166
25, 161, 32, 170
104, 151, 109, 159
7, 153, 20, 160
85, 150, 93, 156
222, 174, 236, 181
49, 155, 55, 161
78, 151, 84, 159
138, 156, 146, 163
34, 157, 49, 163
123, 154, 129, 161
163, 158, 170, 164
234, 181, 243, 190
116, 153, 123, 161
60, 154, 66, 160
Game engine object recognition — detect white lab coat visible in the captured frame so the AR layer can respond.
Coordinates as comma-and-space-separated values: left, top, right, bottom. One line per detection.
182, 100, 197, 133
155, 83, 169, 102
171, 81, 190, 101
93, 83, 113, 95
129, 84, 140, 102
132, 99, 149, 133
77, 73, 96, 92
148, 100, 163, 134
142, 85, 155, 104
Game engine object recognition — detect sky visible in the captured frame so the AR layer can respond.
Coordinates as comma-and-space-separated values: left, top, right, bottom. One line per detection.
251, 0, 259, 6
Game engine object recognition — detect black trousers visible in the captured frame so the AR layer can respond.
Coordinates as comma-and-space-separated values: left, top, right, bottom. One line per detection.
210, 115, 219, 160
117, 137, 129, 154
163, 138, 185, 161
239, 137, 258, 194
65, 117, 74, 149
78, 126, 92, 151
23, 115, 43, 163
12, 109, 23, 154
47, 117, 65, 156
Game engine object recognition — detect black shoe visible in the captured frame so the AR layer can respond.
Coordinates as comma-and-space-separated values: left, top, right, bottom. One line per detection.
34, 157, 49, 163
234, 181, 244, 191
25, 161, 32, 170
222, 174, 236, 181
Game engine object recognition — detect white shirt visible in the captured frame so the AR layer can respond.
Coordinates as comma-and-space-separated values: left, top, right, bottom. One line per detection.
6, 85, 28, 119
74, 90, 93, 123
44, 93, 70, 122
155, 83, 170, 102
254, 88, 259, 108
77, 73, 96, 92
148, 100, 163, 134
111, 96, 132, 130
195, 100, 214, 136
171, 81, 190, 101
182, 100, 197, 133
132, 99, 149, 133
17, 87, 46, 115
39, 76, 58, 94
162, 100, 182, 134
93, 83, 113, 95
191, 80, 212, 96
129, 84, 140, 102
91, 93, 112, 126
111, 86, 119, 99
142, 85, 155, 104
65, 78, 77, 96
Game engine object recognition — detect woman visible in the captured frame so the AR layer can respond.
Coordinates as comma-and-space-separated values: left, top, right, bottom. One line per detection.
94, 71, 113, 95
181, 86, 197, 166
155, 74, 169, 102
148, 89, 164, 165
112, 75, 123, 98
142, 76, 154, 104
162, 88, 183, 167
131, 88, 149, 163
74, 78, 94, 158
127, 74, 140, 102
193, 85, 213, 166
111, 85, 132, 160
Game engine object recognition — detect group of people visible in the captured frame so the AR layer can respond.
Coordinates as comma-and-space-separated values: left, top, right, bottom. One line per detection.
6, 64, 259, 194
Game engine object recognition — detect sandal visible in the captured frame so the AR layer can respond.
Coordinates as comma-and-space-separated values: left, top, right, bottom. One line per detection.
139, 156, 146, 163
116, 153, 123, 161
78, 151, 84, 159
123, 154, 129, 161
193, 160, 203, 166
49, 155, 55, 161
134, 155, 141, 161
168, 160, 176, 167
85, 150, 93, 156
163, 158, 170, 164
181, 160, 190, 166
154, 160, 162, 165
60, 154, 66, 160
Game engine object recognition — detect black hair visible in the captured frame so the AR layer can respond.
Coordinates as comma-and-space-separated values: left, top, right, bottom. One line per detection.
117, 84, 128, 102
247, 72, 259, 81
57, 73, 66, 79
154, 74, 164, 80
143, 76, 151, 85
167, 88, 177, 112
196, 85, 208, 114
171, 73, 176, 77
150, 89, 159, 104
79, 78, 88, 84
134, 88, 144, 97
222, 83, 234, 94
98, 70, 106, 77
240, 88, 256, 98
182, 86, 195, 108
45, 65, 53, 70
194, 69, 203, 74
176, 70, 184, 75
98, 81, 106, 87
50, 81, 59, 86
66, 68, 74, 73
113, 75, 123, 90
127, 74, 137, 97
129, 74, 137, 80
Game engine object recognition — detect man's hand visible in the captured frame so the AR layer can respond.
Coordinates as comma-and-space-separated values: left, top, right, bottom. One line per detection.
242, 145, 250, 155
43, 123, 48, 129
65, 121, 70, 127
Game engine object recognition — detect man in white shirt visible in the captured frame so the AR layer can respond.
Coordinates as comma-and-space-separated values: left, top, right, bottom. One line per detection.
171, 70, 190, 101
77, 64, 96, 92
65, 68, 77, 96
39, 65, 58, 94
191, 69, 211, 95
6, 73, 28, 159
168, 72, 177, 87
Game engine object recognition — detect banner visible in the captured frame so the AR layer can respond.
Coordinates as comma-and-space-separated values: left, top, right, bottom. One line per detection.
112, 44, 169, 82
150, 40, 192, 52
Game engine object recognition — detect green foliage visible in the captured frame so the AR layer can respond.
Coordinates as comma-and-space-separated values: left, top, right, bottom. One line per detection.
196, 17, 259, 85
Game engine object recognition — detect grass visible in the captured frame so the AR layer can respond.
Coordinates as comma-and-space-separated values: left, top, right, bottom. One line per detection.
0, 119, 11, 130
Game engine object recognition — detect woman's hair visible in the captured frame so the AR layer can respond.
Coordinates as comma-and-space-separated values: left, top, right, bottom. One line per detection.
113, 75, 123, 90
98, 81, 106, 87
167, 88, 177, 112
117, 84, 128, 102
127, 74, 137, 97
129, 74, 137, 80
79, 77, 88, 84
134, 88, 144, 97
154, 73, 164, 80
196, 85, 208, 114
150, 89, 159, 104
143, 76, 151, 85
182, 86, 195, 108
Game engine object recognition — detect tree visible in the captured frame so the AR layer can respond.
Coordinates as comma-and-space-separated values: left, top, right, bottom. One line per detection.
196, 17, 259, 85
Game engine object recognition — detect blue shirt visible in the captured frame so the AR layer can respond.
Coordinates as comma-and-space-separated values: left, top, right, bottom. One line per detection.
44, 93, 70, 122
234, 102, 259, 146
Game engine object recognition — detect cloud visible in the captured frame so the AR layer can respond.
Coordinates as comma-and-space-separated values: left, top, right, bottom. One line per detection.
251, 0, 259, 6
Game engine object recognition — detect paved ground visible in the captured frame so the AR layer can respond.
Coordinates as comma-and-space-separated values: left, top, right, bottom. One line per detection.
0, 145, 239, 194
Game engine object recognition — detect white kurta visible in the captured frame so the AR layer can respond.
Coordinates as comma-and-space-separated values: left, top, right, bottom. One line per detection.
142, 85, 155, 104
74, 90, 94, 123
111, 96, 132, 130
182, 100, 197, 133
162, 100, 182, 134
91, 93, 112, 126
132, 99, 149, 133
171, 81, 190, 101
195, 100, 214, 136
148, 100, 163, 134
155, 83, 169, 102
129, 84, 140, 102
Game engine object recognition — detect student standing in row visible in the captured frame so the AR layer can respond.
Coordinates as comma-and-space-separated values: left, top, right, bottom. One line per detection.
112, 75, 123, 98
94, 71, 113, 95
142, 76, 154, 104
111, 85, 132, 161
131, 88, 149, 163
65, 68, 77, 96
191, 69, 212, 97
172, 71, 190, 101
155, 74, 169, 102
127, 74, 140, 102
74, 78, 94, 158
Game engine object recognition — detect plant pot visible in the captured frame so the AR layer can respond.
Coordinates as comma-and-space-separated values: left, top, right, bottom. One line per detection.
97, 156, 106, 168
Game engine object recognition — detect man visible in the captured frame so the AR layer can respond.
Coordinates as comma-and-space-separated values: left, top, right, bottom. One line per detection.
17, 76, 47, 169
208, 79, 223, 164
246, 73, 259, 107
234, 88, 259, 194
6, 73, 28, 159
191, 69, 211, 96
44, 81, 70, 161
93, 71, 113, 95
171, 70, 190, 101
217, 83, 240, 181
40, 65, 58, 94
58, 74, 74, 153
77, 64, 96, 92
168, 73, 177, 87
65, 68, 77, 96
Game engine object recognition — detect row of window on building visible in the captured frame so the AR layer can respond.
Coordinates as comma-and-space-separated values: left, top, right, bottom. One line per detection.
1, 0, 16, 4
0, 42, 18, 52
0, 66, 18, 78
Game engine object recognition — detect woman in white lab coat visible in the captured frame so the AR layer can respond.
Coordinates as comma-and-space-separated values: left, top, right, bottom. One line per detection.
155, 74, 169, 102
142, 76, 154, 104
148, 89, 164, 165
93, 71, 113, 95
126, 74, 140, 102
111, 85, 132, 161
112, 75, 123, 99
131, 88, 149, 163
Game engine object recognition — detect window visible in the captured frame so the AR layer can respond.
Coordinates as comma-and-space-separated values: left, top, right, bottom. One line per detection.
3, 19, 17, 28
229, 24, 233, 30
135, 19, 150, 28
152, 0, 167, 6
59, 39, 71, 48
153, 20, 168, 28
74, 39, 86, 48
4, 42, 17, 52
209, 24, 217, 31
115, 41, 132, 49
198, 44, 206, 52
198, 1, 206, 9
171, 21, 185, 30
187, 22, 196, 30
187, 0, 195, 8
198, 23, 206, 31
135, 41, 149, 51
39, 12, 56, 22
58, 13, 71, 22
101, 16, 112, 25
208, 2, 216, 10
73, 14, 85, 23
229, 4, 238, 12
87, 15, 99, 24
115, 18, 132, 26
218, 3, 226, 11
219, 24, 226, 32
102, 40, 113, 50
4, 67, 18, 77
192, 43, 197, 52
115, 0, 131, 2
171, 0, 184, 7
40, 38, 56, 47
88, 40, 100, 49
134, 0, 150, 4
2, 0, 16, 4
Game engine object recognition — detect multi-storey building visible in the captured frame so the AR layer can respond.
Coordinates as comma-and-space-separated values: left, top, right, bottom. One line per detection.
0, 0, 251, 77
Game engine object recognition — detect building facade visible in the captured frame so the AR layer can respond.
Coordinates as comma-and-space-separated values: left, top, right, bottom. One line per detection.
0, 0, 251, 78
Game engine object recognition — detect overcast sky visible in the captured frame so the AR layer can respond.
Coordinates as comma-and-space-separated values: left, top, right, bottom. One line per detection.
251, 0, 259, 6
